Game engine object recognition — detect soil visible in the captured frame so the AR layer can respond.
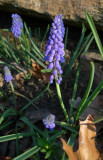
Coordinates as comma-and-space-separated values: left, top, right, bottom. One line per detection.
0, 11, 103, 159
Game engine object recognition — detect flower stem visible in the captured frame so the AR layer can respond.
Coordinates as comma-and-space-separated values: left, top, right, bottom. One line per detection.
55, 81, 69, 122
10, 81, 16, 107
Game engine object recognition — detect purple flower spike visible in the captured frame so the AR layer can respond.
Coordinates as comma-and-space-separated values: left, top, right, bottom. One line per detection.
50, 75, 54, 80
59, 77, 62, 81
48, 56, 53, 62
47, 45, 52, 51
4, 66, 13, 83
57, 80, 60, 84
47, 63, 53, 69
53, 70, 57, 76
50, 39, 54, 45
60, 57, 65, 63
43, 114, 55, 131
44, 14, 65, 84
11, 13, 23, 38
59, 70, 63, 74
56, 54, 60, 60
51, 50, 55, 56
55, 61, 60, 68
44, 56, 48, 61
49, 128, 53, 131
50, 80, 53, 84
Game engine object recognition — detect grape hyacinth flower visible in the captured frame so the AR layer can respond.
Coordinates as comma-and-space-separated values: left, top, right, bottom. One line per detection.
4, 66, 13, 83
43, 114, 55, 131
44, 14, 65, 84
11, 13, 23, 38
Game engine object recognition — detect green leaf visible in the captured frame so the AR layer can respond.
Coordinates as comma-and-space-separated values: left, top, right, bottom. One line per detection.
41, 69, 52, 73
94, 115, 103, 123
78, 32, 93, 57
31, 47, 44, 61
69, 61, 82, 119
15, 123, 19, 156
86, 12, 103, 59
79, 80, 103, 117
37, 135, 47, 148
56, 82, 69, 122
20, 83, 50, 112
48, 130, 66, 143
63, 24, 86, 80
37, 28, 41, 47
75, 61, 95, 122
21, 45, 46, 68
62, 133, 76, 160
40, 24, 50, 49
45, 150, 51, 159
13, 146, 40, 160
35, 28, 37, 44
55, 121, 78, 135
64, 27, 68, 51
82, 34, 94, 57
0, 60, 20, 72
20, 116, 44, 136
41, 149, 46, 153
24, 22, 44, 59
0, 132, 35, 142
43, 129, 49, 141
0, 108, 18, 124
0, 121, 13, 131
28, 121, 40, 160
1, 29, 11, 32
67, 133, 76, 146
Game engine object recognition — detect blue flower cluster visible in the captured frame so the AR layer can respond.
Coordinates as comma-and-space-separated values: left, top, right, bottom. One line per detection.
11, 13, 23, 38
44, 14, 65, 84
43, 114, 55, 131
4, 66, 13, 83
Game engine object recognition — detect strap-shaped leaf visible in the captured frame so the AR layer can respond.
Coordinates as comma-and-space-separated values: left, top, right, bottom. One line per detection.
79, 80, 103, 118
13, 146, 40, 160
75, 62, 95, 122
55, 121, 78, 135
20, 83, 50, 112
0, 132, 35, 142
0, 108, 17, 124
63, 24, 86, 80
86, 12, 103, 59
69, 61, 82, 119
20, 116, 44, 136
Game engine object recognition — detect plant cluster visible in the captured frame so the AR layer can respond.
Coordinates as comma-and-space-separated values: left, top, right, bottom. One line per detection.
0, 13, 103, 160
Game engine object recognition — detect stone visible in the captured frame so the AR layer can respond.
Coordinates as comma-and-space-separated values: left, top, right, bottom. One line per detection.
0, 0, 103, 28
80, 95, 103, 121
25, 108, 50, 123
86, 50, 103, 61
